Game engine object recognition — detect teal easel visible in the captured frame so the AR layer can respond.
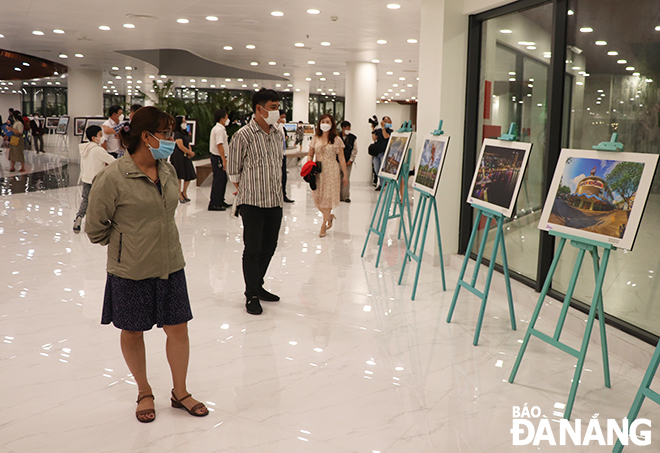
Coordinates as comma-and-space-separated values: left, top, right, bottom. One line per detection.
508, 231, 613, 420
398, 120, 447, 299
446, 205, 516, 346
593, 132, 624, 152
499, 122, 518, 141
613, 340, 660, 452
361, 122, 413, 267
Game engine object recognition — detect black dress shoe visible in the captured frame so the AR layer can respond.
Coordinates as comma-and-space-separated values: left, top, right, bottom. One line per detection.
208, 205, 226, 211
344, 198, 351, 203
375, 186, 381, 191
259, 289, 280, 301
221, 202, 232, 208
246, 296, 263, 315
283, 197, 294, 203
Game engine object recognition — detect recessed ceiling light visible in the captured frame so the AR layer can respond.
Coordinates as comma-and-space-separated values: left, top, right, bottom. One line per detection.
321, 42, 330, 46
242, 84, 247, 87
572, 66, 581, 70
387, 4, 401, 9
14, 67, 21, 71
271, 11, 284, 17
99, 26, 111, 31
283, 72, 290, 76
116, 75, 121, 79
407, 39, 418, 43
655, 26, 660, 31
308, 60, 315, 64
394, 59, 403, 63
633, 72, 640, 76
123, 24, 135, 29
393, 84, 399, 87
0, 34, 4, 38
59, 54, 68, 59
275, 84, 281, 87
607, 51, 618, 56
223, 46, 233, 50
617, 59, 627, 64
125, 66, 132, 70
22, 62, 29, 66
333, 72, 340, 75
500, 30, 512, 34
287, 84, 293, 87
377, 39, 387, 44
509, 78, 516, 82
527, 46, 536, 50
177, 18, 189, 24
53, 29, 65, 34
372, 59, 380, 63
399, 77, 405, 80
320, 77, 326, 81
251, 62, 258, 66
307, 9, 320, 14
595, 41, 607, 46
579, 27, 593, 33
237, 78, 243, 81
517, 41, 535, 46
386, 71, 393, 75
32, 31, 44, 35
646, 79, 653, 82
189, 79, 195, 82
626, 66, 635, 71
568, 10, 574, 15
206, 16, 218, 21
315, 72, 322, 75
305, 77, 312, 81
253, 83, 259, 87
246, 44, 256, 49
269, 61, 276, 65
74, 54, 83, 58
296, 88, 301, 92
294, 42, 304, 47
407, 84, 413, 87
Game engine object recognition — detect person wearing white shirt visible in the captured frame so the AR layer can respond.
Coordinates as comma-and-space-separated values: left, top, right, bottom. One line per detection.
102, 105, 123, 158
208, 109, 230, 211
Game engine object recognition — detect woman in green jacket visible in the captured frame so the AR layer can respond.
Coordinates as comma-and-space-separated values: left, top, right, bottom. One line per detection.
86, 106, 208, 423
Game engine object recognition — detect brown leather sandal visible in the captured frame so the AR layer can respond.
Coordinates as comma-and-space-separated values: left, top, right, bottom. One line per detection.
136, 394, 156, 423
171, 390, 209, 417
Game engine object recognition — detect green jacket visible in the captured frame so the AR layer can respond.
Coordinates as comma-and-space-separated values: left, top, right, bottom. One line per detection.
85, 154, 185, 280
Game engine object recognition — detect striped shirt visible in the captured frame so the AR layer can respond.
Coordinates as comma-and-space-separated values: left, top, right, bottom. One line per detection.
228, 118, 283, 208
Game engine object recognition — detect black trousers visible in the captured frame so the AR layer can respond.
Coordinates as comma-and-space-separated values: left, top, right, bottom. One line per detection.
33, 134, 44, 152
209, 154, 227, 207
281, 156, 288, 198
239, 205, 283, 298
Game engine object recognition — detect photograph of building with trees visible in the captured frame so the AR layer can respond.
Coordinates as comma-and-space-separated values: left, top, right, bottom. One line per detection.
415, 137, 447, 191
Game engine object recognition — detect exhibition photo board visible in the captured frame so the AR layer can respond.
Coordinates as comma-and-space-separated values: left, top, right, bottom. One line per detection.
186, 120, 197, 146
379, 131, 413, 181
538, 149, 659, 251
413, 134, 450, 196
45, 117, 59, 129
80, 118, 106, 143
303, 124, 315, 135
55, 116, 69, 135
467, 139, 533, 218
73, 117, 86, 136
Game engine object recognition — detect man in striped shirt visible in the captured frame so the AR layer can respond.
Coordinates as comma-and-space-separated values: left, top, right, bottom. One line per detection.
228, 88, 284, 315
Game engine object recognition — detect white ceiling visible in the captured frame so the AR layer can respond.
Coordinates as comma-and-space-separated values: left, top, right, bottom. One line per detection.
1, 0, 422, 102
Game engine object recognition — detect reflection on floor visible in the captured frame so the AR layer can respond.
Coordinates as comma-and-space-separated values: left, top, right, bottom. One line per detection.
0, 146, 77, 195
1, 174, 660, 452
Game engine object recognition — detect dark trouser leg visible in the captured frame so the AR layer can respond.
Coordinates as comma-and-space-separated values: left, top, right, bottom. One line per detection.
281, 156, 288, 198
340, 165, 352, 200
259, 207, 283, 288
76, 183, 92, 218
209, 155, 227, 207
36, 135, 43, 152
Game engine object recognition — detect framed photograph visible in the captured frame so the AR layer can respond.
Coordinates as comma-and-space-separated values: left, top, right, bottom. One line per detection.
46, 117, 59, 129
378, 131, 413, 181
55, 116, 69, 135
186, 119, 197, 146
303, 124, 315, 135
538, 149, 659, 251
80, 118, 106, 143
74, 117, 87, 136
467, 139, 533, 218
284, 123, 297, 133
413, 135, 451, 196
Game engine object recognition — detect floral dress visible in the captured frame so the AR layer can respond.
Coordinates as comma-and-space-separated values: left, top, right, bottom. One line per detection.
310, 136, 344, 210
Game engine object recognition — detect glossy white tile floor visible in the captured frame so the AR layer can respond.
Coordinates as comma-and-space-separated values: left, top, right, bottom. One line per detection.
2, 172, 660, 452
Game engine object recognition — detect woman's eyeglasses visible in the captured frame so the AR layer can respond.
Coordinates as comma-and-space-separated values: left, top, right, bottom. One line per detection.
154, 130, 174, 139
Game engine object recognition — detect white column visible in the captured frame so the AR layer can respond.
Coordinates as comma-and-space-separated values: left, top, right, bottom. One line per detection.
292, 78, 309, 123
417, 0, 468, 260
345, 61, 377, 183
67, 69, 103, 162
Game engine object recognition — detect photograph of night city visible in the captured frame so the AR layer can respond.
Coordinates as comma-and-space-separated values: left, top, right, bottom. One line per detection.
548, 157, 644, 239
470, 144, 526, 210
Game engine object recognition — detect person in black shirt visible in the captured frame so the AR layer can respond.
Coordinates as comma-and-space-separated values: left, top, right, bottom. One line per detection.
371, 116, 393, 191
339, 121, 358, 202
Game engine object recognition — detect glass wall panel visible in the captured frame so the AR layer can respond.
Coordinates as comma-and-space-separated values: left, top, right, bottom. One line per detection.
472, 2, 552, 281
552, 0, 660, 336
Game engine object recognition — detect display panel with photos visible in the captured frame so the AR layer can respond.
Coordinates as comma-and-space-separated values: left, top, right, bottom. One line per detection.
303, 124, 315, 135
413, 135, 451, 196
538, 149, 659, 251
467, 139, 533, 218
74, 117, 86, 136
46, 117, 59, 129
378, 132, 413, 181
80, 118, 106, 143
185, 120, 197, 146
284, 123, 297, 133
55, 116, 69, 135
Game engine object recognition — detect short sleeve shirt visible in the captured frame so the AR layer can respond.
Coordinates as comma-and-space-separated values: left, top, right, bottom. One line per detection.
102, 118, 120, 153
209, 123, 228, 156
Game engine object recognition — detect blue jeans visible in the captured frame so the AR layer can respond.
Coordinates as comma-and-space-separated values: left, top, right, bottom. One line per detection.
372, 153, 385, 187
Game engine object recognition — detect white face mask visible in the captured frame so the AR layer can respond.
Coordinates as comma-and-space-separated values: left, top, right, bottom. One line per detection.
320, 123, 332, 132
261, 107, 280, 126
224, 119, 230, 126
118, 114, 125, 122
181, 122, 187, 129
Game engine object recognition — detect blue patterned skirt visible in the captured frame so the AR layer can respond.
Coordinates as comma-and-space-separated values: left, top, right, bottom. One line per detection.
101, 268, 193, 331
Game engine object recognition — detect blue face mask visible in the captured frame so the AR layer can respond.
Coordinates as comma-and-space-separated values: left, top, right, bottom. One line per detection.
385, 123, 393, 129
148, 133, 176, 159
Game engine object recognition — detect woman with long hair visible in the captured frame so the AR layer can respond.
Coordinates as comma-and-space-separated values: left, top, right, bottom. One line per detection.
85, 106, 208, 423
169, 115, 197, 203
7, 111, 26, 172
307, 114, 348, 237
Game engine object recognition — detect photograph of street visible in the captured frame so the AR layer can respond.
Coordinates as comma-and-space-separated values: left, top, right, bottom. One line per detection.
380, 133, 410, 179
414, 136, 448, 194
470, 144, 526, 209
548, 157, 643, 239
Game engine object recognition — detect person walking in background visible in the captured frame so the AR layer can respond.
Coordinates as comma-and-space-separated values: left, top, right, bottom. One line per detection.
8, 111, 26, 173
295, 120, 304, 151
228, 88, 284, 316
339, 121, 357, 203
73, 125, 115, 233
278, 110, 294, 203
128, 104, 142, 121
208, 109, 231, 211
308, 114, 348, 237
371, 116, 393, 191
102, 105, 124, 158
170, 116, 197, 203
30, 113, 44, 153
85, 106, 208, 423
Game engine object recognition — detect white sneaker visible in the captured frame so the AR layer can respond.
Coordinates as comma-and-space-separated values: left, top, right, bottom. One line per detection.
73, 216, 82, 234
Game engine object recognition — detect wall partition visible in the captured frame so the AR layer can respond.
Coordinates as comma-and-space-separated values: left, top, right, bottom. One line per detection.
461, 0, 660, 344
